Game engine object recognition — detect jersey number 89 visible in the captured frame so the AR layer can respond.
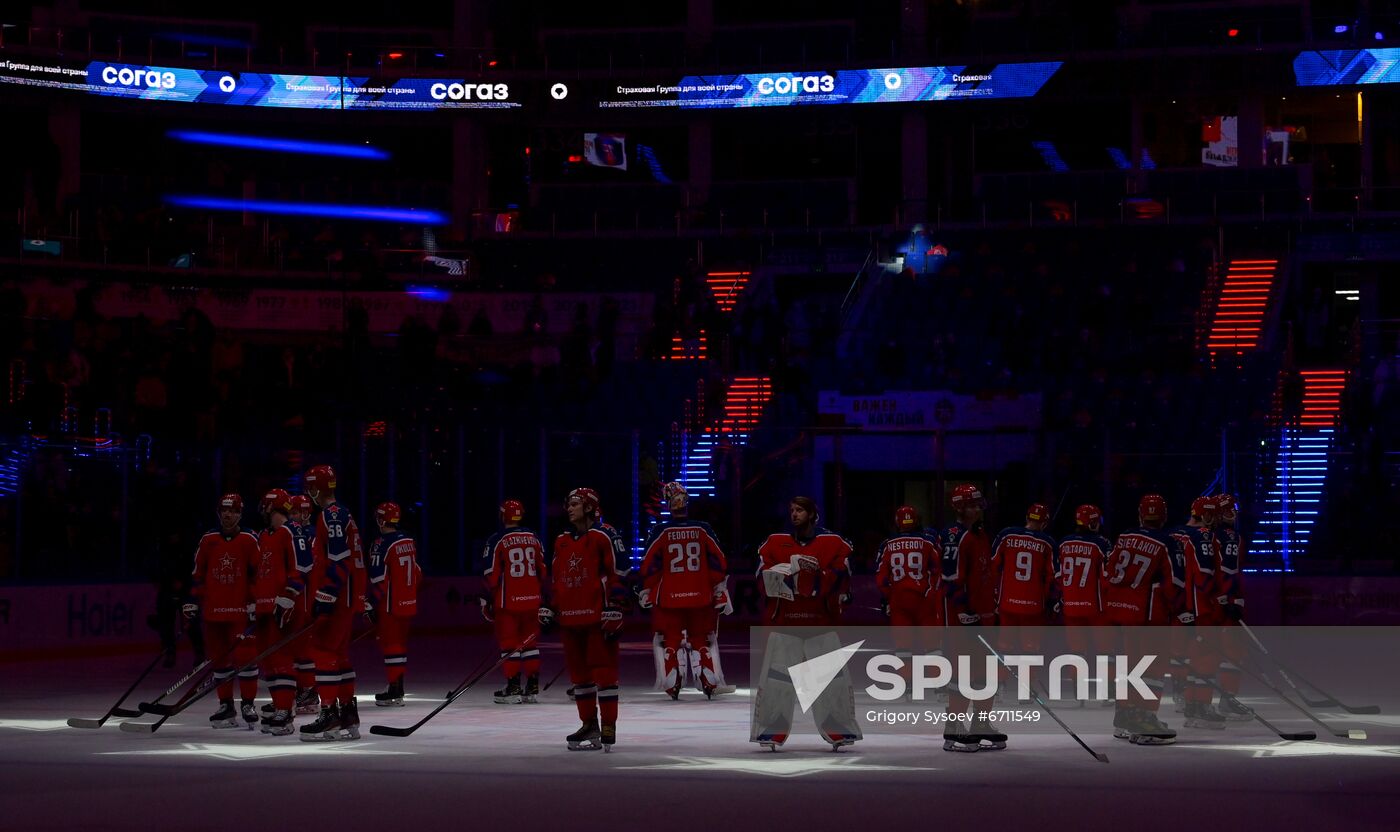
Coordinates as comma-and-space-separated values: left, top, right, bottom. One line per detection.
888, 551, 923, 582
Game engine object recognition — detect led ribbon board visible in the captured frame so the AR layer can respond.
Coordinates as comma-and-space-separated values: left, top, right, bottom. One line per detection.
1294, 49, 1400, 85
0, 59, 520, 109
600, 62, 1062, 109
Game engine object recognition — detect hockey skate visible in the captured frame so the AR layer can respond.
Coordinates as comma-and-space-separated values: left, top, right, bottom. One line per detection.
494, 676, 523, 704
1219, 696, 1253, 721
240, 700, 260, 730
567, 719, 602, 751
972, 714, 1008, 750
265, 709, 295, 736
1127, 709, 1177, 745
259, 702, 276, 733
754, 733, 787, 752
299, 704, 342, 742
1184, 702, 1227, 731
295, 687, 320, 715
209, 699, 239, 730
339, 700, 360, 740
374, 681, 405, 707
522, 674, 540, 704
1112, 706, 1134, 739
942, 718, 980, 753
601, 723, 616, 753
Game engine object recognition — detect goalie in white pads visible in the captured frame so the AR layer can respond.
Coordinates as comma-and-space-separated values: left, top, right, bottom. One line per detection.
638, 482, 731, 699
749, 496, 862, 751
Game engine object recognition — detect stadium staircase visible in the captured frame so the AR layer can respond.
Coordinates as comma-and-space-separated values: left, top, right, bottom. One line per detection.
1200, 258, 1282, 359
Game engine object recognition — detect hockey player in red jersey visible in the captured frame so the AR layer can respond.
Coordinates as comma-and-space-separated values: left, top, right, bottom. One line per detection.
876, 505, 941, 697
939, 484, 1001, 752
286, 494, 319, 714
991, 502, 1058, 655
482, 499, 546, 704
299, 465, 367, 742
638, 482, 729, 699
368, 502, 422, 707
751, 496, 861, 751
1056, 504, 1114, 671
184, 494, 260, 729
539, 488, 629, 751
1212, 494, 1251, 720
1168, 496, 1229, 729
252, 489, 299, 735
756, 496, 853, 626
1104, 494, 1184, 745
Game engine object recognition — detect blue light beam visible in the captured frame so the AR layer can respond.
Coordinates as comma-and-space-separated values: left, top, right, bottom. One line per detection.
169, 130, 390, 159
165, 195, 446, 224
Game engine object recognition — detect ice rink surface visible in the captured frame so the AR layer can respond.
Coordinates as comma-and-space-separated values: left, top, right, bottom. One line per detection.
4, 633, 1399, 832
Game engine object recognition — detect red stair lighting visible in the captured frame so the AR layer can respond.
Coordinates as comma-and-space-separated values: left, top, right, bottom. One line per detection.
669, 330, 708, 360
717, 376, 773, 434
1207, 259, 1279, 356
705, 271, 751, 313
1297, 369, 1348, 427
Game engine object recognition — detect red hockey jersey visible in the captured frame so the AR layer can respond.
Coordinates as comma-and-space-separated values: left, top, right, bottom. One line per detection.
991, 527, 1058, 616
940, 522, 995, 618
314, 500, 365, 610
483, 527, 547, 612
639, 519, 728, 609
875, 533, 941, 601
369, 531, 422, 616
756, 528, 852, 624
1056, 533, 1110, 618
253, 525, 297, 613
1103, 528, 1181, 625
191, 529, 259, 622
549, 522, 627, 627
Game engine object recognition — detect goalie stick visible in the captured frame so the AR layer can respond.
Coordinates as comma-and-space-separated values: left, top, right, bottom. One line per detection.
374, 633, 538, 738
1240, 622, 1380, 715
121, 619, 318, 733
977, 634, 1109, 763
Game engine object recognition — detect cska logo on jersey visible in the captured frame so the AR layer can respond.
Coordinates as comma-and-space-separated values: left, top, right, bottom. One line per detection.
216, 553, 237, 585
564, 553, 585, 589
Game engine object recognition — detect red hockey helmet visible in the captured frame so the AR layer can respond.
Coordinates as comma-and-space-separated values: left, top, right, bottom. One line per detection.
663, 481, 689, 511
894, 505, 921, 530
303, 465, 337, 493
1190, 496, 1219, 522
500, 499, 525, 524
1138, 494, 1167, 524
292, 494, 313, 516
1026, 503, 1051, 523
1214, 493, 1239, 521
218, 493, 244, 514
260, 488, 293, 517
376, 501, 401, 526
950, 484, 984, 510
1074, 504, 1103, 530
566, 487, 600, 515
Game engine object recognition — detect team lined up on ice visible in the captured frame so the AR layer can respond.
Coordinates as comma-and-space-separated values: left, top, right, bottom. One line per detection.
184, 465, 1245, 750
825, 484, 1249, 752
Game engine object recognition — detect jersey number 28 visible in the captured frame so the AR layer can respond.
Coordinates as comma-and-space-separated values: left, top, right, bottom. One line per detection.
668, 541, 702, 573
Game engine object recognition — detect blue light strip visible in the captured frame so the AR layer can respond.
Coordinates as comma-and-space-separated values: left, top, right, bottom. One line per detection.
164, 195, 446, 224
169, 130, 390, 159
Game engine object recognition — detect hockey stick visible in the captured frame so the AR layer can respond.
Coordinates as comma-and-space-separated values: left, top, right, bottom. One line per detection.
135, 623, 257, 714
373, 633, 538, 738
541, 663, 570, 693
122, 619, 319, 732
444, 646, 501, 700
976, 634, 1109, 763
1235, 661, 1366, 740
1239, 622, 1380, 715
1191, 671, 1315, 742
67, 648, 168, 729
